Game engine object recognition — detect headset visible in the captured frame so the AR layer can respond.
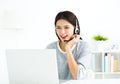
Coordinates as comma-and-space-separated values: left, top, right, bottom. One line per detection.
74, 20, 79, 35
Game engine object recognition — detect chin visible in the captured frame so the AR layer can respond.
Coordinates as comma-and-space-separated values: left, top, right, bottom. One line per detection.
59, 39, 65, 43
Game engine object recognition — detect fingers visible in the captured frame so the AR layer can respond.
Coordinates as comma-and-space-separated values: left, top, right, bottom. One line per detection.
69, 35, 80, 43
65, 35, 80, 50
65, 35, 80, 43
73, 34, 80, 40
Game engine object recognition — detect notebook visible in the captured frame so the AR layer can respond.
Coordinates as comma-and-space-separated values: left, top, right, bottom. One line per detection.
6, 49, 59, 84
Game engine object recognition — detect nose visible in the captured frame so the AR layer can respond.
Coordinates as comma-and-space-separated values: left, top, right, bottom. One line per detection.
60, 29, 65, 34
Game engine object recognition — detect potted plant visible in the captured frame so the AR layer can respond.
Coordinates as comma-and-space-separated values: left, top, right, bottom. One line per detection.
93, 34, 108, 41
92, 34, 108, 51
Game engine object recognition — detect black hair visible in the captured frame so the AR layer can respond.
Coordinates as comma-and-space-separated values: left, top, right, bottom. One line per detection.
54, 11, 82, 40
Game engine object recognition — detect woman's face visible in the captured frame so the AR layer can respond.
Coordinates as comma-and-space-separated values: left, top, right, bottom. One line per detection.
55, 19, 74, 42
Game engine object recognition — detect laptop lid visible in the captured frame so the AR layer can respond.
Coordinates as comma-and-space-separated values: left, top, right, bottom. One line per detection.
6, 49, 59, 84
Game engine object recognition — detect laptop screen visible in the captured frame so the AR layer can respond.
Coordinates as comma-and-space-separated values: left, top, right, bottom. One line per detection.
6, 49, 59, 84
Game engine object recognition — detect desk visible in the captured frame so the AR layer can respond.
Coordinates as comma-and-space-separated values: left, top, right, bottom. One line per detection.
60, 79, 120, 84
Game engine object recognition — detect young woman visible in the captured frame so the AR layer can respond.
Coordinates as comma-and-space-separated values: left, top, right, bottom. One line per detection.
46, 11, 92, 80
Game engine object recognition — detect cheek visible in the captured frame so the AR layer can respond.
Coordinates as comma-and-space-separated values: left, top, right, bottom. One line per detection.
56, 30, 60, 36
56, 31, 61, 38
67, 29, 74, 35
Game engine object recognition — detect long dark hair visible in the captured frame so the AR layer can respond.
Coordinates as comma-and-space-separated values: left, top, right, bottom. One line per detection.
54, 11, 82, 40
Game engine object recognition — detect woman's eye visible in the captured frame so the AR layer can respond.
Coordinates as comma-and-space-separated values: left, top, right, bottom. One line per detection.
65, 27, 69, 29
56, 27, 61, 29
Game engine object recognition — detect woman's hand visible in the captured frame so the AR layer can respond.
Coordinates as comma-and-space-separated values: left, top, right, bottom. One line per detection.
65, 35, 80, 51
64, 34, 80, 79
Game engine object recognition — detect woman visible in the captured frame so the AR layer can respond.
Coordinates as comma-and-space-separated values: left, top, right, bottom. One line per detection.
46, 11, 92, 80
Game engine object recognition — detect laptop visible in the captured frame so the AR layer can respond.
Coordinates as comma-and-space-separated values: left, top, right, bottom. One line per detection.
6, 49, 59, 84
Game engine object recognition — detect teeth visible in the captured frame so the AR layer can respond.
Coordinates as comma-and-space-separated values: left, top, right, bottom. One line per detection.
63, 34, 67, 36
62, 36, 66, 38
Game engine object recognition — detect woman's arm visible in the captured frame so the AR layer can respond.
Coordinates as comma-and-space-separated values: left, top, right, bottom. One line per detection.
65, 47, 78, 79
65, 35, 80, 79
65, 35, 92, 80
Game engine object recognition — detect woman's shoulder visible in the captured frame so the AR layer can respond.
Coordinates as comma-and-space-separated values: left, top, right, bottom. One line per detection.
77, 40, 90, 48
78, 40, 89, 45
76, 40, 92, 55
46, 41, 58, 49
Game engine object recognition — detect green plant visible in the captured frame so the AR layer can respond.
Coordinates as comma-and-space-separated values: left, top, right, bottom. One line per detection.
93, 34, 108, 41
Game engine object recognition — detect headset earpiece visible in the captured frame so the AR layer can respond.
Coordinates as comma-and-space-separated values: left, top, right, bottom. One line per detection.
74, 20, 79, 34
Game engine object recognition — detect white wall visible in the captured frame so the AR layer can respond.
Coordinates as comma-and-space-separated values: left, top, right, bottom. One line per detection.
0, 0, 120, 83
0, 0, 120, 49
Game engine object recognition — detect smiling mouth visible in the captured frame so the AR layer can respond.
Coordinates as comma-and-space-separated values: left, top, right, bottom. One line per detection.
61, 35, 67, 39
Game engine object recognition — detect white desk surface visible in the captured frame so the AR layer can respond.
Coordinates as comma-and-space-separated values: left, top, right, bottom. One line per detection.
60, 79, 120, 84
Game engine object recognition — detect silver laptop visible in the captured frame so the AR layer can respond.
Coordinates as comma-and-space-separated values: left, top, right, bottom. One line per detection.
6, 49, 59, 84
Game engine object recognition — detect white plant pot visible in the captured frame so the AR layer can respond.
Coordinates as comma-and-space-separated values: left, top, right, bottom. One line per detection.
95, 41, 106, 51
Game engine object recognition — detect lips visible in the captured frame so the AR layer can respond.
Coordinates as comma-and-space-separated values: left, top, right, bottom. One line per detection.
61, 35, 67, 39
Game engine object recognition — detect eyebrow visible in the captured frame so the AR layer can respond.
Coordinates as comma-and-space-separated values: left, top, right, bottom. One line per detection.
56, 25, 71, 27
